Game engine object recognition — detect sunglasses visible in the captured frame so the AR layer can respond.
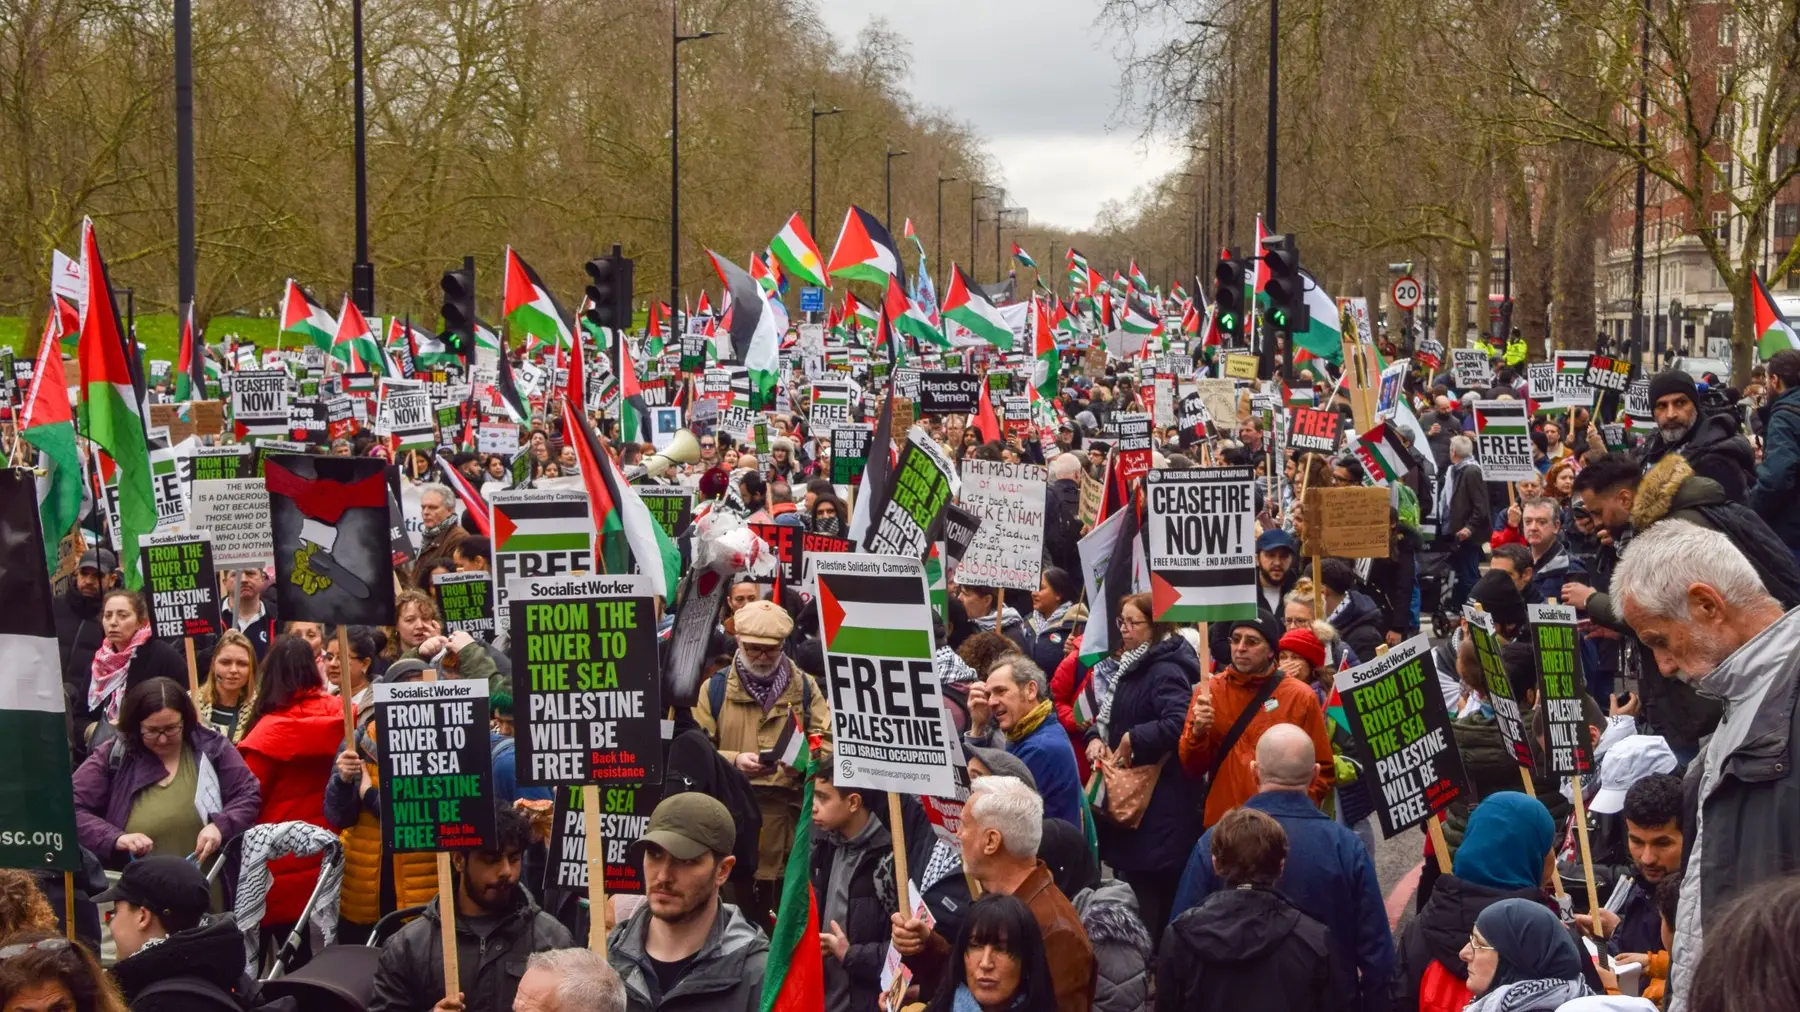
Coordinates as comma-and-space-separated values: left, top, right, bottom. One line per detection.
0, 937, 71, 961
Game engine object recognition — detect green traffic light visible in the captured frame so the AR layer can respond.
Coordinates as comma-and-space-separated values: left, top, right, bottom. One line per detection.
1221, 313, 1235, 329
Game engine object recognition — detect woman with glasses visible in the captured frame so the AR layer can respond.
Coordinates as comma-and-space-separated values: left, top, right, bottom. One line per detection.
1459, 898, 1594, 1011
0, 931, 126, 1012
72, 677, 262, 869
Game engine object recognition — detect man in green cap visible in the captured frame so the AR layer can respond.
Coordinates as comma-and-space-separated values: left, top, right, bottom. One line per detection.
606, 793, 770, 1011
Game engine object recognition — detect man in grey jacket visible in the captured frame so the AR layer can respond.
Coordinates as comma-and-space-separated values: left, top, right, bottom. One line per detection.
608, 793, 769, 1011
1614, 520, 1800, 1012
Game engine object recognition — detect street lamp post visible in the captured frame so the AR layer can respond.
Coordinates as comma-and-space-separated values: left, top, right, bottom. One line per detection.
175, 0, 194, 310
885, 147, 909, 233
936, 174, 959, 277
810, 102, 843, 235
672, 6, 720, 339
350, 0, 373, 313
1265, 0, 1279, 230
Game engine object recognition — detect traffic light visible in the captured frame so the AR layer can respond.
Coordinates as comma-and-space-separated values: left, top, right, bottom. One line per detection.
1212, 247, 1247, 346
1263, 233, 1309, 334
584, 245, 635, 333
439, 264, 476, 357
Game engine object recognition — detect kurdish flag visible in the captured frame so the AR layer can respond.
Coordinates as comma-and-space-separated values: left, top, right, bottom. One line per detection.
75, 218, 155, 589
758, 729, 823, 1012
770, 212, 830, 289
943, 264, 1014, 351
826, 205, 907, 291
1752, 271, 1799, 360
280, 279, 337, 351
1352, 422, 1412, 485
1012, 241, 1037, 270
502, 246, 575, 350
816, 568, 935, 659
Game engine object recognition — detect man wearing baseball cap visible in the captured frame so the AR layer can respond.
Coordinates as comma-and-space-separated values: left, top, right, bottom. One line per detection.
101, 855, 261, 1010
54, 547, 118, 707
607, 793, 769, 1011
1179, 613, 1334, 828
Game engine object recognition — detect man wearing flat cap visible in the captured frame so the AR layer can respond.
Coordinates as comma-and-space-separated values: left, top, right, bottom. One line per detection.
607, 793, 769, 1011
1177, 612, 1335, 828
693, 599, 831, 928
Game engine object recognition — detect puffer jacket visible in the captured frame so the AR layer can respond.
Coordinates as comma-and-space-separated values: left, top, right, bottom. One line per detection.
1636, 409, 1756, 501
370, 884, 574, 1012
1088, 635, 1205, 874
1326, 590, 1387, 662
1072, 879, 1153, 1012
607, 900, 769, 1012
237, 688, 350, 926
1631, 454, 1800, 609
1155, 885, 1340, 1012
111, 915, 270, 1011
1749, 385, 1800, 548
694, 662, 832, 791
323, 748, 437, 928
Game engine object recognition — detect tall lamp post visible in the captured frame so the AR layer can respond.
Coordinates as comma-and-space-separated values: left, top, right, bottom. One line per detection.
350, 0, 374, 312
1264, 0, 1279, 229
175, 0, 194, 310
884, 147, 909, 233
810, 102, 844, 235
936, 173, 959, 276
672, 7, 719, 333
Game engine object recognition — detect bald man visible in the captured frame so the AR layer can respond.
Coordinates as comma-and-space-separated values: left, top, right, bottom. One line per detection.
1168, 725, 1394, 1012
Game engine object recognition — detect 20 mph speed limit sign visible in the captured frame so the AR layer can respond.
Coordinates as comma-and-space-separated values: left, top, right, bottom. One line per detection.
1392, 276, 1423, 310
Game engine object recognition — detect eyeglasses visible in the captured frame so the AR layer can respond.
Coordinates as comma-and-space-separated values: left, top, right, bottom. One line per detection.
140, 722, 184, 742
1467, 933, 1494, 952
0, 937, 71, 961
1283, 616, 1310, 628
1116, 617, 1148, 630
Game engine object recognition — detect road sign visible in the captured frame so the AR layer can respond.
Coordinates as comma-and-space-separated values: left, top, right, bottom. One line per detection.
1392, 276, 1423, 311
800, 287, 825, 313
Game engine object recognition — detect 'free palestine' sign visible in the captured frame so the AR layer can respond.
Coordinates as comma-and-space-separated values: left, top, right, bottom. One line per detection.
374, 680, 495, 852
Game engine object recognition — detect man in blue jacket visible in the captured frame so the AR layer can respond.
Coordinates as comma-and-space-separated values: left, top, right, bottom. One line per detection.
1168, 723, 1393, 1012
1750, 349, 1800, 562
964, 654, 1087, 828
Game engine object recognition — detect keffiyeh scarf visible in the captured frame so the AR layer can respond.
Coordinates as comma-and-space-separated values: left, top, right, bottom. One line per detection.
90, 624, 152, 725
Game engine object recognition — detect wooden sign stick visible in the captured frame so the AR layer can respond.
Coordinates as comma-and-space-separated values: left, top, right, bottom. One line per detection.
1379, 640, 1452, 876
1571, 780, 1602, 928
888, 794, 911, 917
420, 666, 460, 1003
337, 624, 355, 748
184, 637, 200, 696
583, 784, 608, 955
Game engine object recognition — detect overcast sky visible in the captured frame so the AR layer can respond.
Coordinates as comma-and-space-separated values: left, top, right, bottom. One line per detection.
815, 0, 1182, 233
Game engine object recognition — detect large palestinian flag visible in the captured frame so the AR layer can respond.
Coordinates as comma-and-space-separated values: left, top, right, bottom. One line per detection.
76, 218, 155, 589
502, 246, 575, 350
825, 205, 907, 291
942, 264, 1013, 351
1753, 270, 1800, 360
816, 567, 934, 660
280, 279, 337, 351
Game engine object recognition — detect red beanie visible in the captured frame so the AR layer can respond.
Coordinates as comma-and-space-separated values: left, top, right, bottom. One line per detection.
1278, 627, 1326, 670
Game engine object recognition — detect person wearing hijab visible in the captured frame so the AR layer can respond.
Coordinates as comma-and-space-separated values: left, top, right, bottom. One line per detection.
1459, 898, 1593, 1011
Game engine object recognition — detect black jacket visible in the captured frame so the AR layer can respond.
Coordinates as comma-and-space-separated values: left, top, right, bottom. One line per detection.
1637, 410, 1756, 501
1327, 590, 1388, 664
72, 638, 187, 740
811, 819, 892, 1012
369, 886, 574, 1012
113, 915, 274, 1011
1156, 885, 1342, 1012
1392, 874, 1600, 1010
1088, 636, 1205, 875
1043, 477, 1083, 577
53, 579, 105, 702
1368, 525, 1421, 636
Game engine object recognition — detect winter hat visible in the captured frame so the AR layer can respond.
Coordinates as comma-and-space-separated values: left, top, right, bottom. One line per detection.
1278, 627, 1327, 670
1471, 570, 1529, 632
1228, 613, 1284, 652
1647, 369, 1698, 409
964, 745, 1038, 792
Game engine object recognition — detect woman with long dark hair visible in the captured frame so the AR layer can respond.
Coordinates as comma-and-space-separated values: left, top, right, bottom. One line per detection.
925, 893, 1057, 1012
81, 589, 183, 735
0, 931, 127, 1012
71, 677, 261, 868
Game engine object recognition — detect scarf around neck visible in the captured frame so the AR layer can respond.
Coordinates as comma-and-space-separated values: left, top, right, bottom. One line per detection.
1094, 640, 1154, 742
1005, 698, 1054, 743
1027, 601, 1071, 636
91, 624, 152, 724
735, 650, 793, 713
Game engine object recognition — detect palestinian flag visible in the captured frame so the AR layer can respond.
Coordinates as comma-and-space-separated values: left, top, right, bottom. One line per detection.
751, 250, 780, 296
20, 309, 83, 574
280, 279, 337, 351
648, 301, 668, 344
1172, 282, 1189, 304
1352, 422, 1412, 485
493, 495, 594, 554
1073, 676, 1102, 728
1011, 242, 1037, 270
971, 376, 1002, 444
846, 386, 895, 546
758, 730, 823, 1012
1284, 269, 1344, 362
474, 319, 502, 359
563, 395, 682, 602
902, 217, 924, 256
942, 264, 1013, 351
75, 218, 154, 589
617, 334, 652, 445
708, 249, 781, 409
0, 470, 82, 874
1033, 296, 1060, 401
330, 296, 385, 374
1475, 400, 1529, 437
396, 318, 460, 370
1120, 293, 1163, 336
886, 275, 947, 350
1128, 260, 1150, 293
1180, 299, 1202, 338
770, 212, 830, 290
825, 205, 907, 291
849, 292, 881, 339
1079, 495, 1143, 668
382, 319, 416, 378
816, 568, 934, 659
1753, 271, 1799, 360
174, 301, 209, 400
502, 246, 575, 350
436, 454, 491, 537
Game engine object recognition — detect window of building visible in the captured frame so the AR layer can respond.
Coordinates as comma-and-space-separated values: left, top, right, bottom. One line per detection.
1776, 204, 1800, 239
1713, 210, 1732, 244
1720, 14, 1736, 47
1718, 160, 1734, 189
1780, 145, 1799, 178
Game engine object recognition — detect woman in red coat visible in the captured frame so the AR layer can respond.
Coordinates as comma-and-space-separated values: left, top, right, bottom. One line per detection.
237, 635, 347, 941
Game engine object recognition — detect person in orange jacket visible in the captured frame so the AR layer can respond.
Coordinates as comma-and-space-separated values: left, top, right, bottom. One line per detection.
1177, 614, 1334, 828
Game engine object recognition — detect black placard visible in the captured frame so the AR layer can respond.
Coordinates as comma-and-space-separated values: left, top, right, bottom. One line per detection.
1530, 603, 1591, 776
938, 503, 982, 577
140, 532, 221, 639
512, 589, 663, 786
374, 680, 495, 852
917, 371, 982, 415
1176, 392, 1209, 448
266, 455, 398, 626
1465, 606, 1532, 769
1331, 636, 1468, 838
435, 570, 495, 642
638, 487, 695, 539
548, 782, 666, 896
831, 425, 873, 486
1287, 406, 1343, 454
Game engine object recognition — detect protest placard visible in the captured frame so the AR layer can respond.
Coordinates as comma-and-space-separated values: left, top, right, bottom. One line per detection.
1623, 379, 1654, 427
831, 425, 872, 486
1304, 486, 1391, 559
1001, 395, 1032, 440
511, 576, 662, 787
1114, 412, 1153, 482
1553, 351, 1592, 406
140, 531, 220, 642
863, 427, 959, 560
1473, 400, 1537, 481
1449, 348, 1492, 390
749, 522, 804, 608
1464, 607, 1532, 769
374, 680, 495, 852
917, 371, 982, 415
1223, 353, 1259, 380
637, 487, 694, 539
936, 504, 981, 585
1584, 354, 1632, 393
190, 478, 273, 568
377, 378, 435, 451
1077, 467, 1104, 526
266, 455, 397, 629
955, 459, 1046, 591
288, 398, 328, 445
1529, 603, 1591, 776
1415, 339, 1443, 372
888, 398, 916, 443
812, 553, 957, 797
548, 783, 665, 895
478, 424, 521, 456
810, 380, 853, 430
1144, 467, 1257, 622
1193, 379, 1240, 429
1151, 376, 1176, 428
491, 489, 595, 615
1175, 392, 1209, 447
1331, 635, 1468, 837
434, 571, 495, 643
232, 369, 289, 440
1528, 362, 1556, 404
1287, 406, 1342, 454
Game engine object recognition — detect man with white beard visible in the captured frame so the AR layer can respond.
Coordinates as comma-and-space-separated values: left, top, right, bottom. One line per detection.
694, 599, 832, 929
1613, 520, 1800, 1011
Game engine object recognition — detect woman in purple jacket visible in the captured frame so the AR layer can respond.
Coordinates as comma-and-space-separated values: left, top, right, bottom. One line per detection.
72, 677, 262, 869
